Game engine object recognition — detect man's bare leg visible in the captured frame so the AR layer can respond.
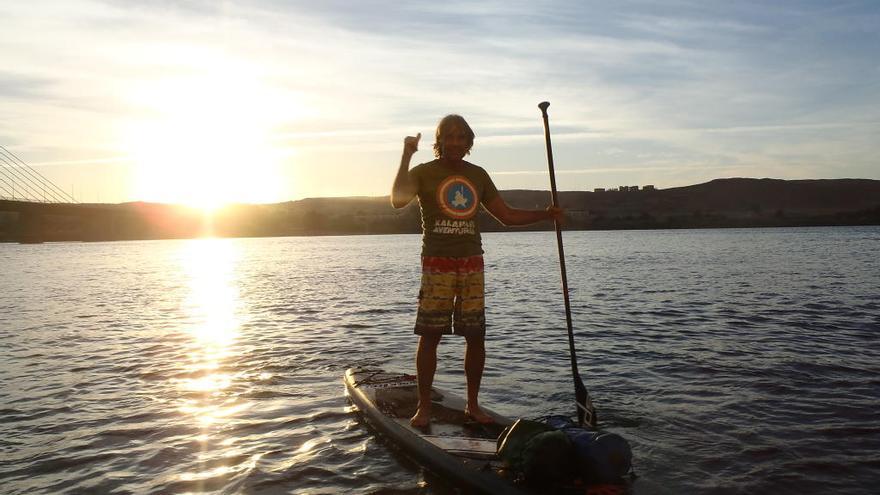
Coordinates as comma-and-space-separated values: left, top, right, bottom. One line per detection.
411, 334, 442, 427
463, 333, 493, 424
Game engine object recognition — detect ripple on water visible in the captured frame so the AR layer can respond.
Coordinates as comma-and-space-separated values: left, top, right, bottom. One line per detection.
1, 229, 879, 494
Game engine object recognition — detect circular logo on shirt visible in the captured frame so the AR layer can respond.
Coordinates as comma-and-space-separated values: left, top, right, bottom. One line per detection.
437, 175, 478, 219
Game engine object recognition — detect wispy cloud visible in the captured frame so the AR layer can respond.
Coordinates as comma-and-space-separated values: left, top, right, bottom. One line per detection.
1, 0, 878, 201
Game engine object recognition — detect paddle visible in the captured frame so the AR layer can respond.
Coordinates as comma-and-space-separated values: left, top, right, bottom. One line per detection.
538, 101, 597, 429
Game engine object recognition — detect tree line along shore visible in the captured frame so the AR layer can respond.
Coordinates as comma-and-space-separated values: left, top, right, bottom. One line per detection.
2, 178, 878, 243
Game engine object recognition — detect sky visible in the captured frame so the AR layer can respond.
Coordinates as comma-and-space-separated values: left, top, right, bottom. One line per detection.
1, 0, 878, 206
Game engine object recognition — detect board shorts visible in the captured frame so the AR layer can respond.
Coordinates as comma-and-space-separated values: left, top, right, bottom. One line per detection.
415, 255, 486, 338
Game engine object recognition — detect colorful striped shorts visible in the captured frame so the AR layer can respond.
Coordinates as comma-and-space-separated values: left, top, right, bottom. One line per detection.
415, 255, 485, 337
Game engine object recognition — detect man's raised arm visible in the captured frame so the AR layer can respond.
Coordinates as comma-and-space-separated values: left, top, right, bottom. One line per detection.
391, 133, 421, 209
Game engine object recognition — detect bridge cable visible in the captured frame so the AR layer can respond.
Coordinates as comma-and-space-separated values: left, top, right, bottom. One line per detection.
0, 155, 54, 202
0, 146, 72, 202
0, 155, 52, 202
0, 171, 16, 199
0, 147, 75, 203
0, 145, 77, 203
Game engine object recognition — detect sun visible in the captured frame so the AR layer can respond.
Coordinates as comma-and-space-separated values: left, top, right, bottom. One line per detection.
122, 56, 296, 210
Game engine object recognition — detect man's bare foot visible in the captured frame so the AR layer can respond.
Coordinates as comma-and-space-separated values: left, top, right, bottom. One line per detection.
410, 408, 431, 428
464, 405, 495, 424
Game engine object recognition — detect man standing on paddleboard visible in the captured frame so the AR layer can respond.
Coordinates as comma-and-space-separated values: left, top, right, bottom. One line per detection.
392, 114, 563, 427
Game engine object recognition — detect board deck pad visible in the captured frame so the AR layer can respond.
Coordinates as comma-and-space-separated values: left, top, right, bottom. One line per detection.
422, 435, 498, 456
352, 369, 508, 433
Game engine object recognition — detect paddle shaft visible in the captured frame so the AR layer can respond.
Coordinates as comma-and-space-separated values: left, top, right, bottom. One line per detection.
538, 101, 596, 427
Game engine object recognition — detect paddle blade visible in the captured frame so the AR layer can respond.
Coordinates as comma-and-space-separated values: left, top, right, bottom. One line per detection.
575, 378, 597, 428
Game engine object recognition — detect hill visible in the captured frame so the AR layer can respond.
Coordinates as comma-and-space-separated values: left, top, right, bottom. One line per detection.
530, 178, 880, 230
1, 178, 878, 242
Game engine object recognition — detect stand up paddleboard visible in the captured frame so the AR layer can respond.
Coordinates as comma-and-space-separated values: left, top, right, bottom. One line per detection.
345, 366, 528, 494
345, 367, 634, 494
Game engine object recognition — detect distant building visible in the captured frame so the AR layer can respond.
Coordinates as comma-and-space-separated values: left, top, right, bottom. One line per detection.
643, 185, 656, 191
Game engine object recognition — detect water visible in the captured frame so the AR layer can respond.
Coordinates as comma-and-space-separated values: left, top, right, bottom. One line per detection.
1, 227, 878, 494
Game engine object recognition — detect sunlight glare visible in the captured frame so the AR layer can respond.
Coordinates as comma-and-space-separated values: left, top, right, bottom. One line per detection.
180, 465, 231, 482
182, 238, 241, 347
123, 53, 300, 208
176, 239, 246, 427
297, 438, 320, 454
182, 374, 233, 393
179, 400, 250, 427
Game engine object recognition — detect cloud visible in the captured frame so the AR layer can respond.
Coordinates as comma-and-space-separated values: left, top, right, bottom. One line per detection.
1, 0, 878, 201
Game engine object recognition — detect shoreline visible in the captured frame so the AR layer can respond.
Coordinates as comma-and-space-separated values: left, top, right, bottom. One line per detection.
2, 177, 879, 243
2, 222, 877, 245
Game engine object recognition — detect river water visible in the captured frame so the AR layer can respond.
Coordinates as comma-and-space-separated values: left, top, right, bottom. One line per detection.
1, 227, 878, 494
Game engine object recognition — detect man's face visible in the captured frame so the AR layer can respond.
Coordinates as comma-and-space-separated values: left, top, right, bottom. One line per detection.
442, 125, 469, 160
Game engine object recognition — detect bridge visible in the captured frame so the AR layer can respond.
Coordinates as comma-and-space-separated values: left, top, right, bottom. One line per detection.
0, 145, 132, 243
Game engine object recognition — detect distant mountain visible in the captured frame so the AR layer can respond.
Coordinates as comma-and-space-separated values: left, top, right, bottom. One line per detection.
503, 178, 880, 231
2, 178, 878, 242
637, 178, 879, 216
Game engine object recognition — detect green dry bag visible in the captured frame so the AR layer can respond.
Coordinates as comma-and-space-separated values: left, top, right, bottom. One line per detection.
496, 419, 576, 484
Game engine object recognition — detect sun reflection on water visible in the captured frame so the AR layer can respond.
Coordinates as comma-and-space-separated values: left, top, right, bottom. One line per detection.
174, 238, 248, 484
177, 238, 241, 398
182, 238, 241, 348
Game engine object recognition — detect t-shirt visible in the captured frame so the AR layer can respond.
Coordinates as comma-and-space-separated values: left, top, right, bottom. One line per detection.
409, 159, 500, 257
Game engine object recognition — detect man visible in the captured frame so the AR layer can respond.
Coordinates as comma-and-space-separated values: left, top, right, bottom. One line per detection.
391, 114, 562, 428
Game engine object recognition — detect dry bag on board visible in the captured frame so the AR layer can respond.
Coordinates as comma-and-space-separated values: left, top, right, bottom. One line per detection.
496, 418, 576, 483
497, 416, 632, 484
543, 415, 633, 482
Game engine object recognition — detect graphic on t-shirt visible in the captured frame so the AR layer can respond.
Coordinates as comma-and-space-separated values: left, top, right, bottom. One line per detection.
437, 176, 479, 219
